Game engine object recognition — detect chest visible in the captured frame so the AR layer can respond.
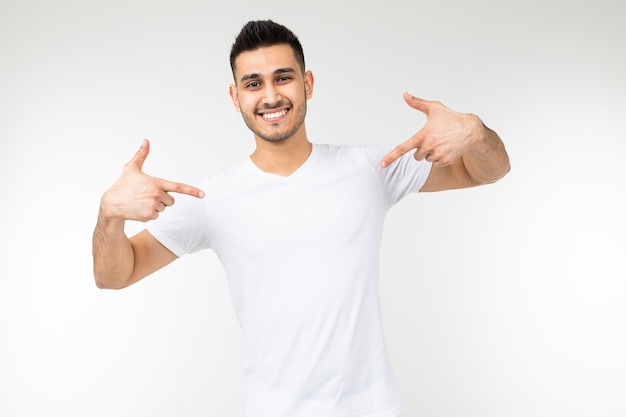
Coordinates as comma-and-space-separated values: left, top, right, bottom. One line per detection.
208, 168, 386, 261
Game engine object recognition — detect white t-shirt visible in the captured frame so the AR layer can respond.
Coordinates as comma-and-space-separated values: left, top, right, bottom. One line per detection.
148, 143, 432, 417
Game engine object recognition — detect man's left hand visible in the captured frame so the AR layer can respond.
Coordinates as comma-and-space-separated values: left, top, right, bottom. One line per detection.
380, 93, 484, 168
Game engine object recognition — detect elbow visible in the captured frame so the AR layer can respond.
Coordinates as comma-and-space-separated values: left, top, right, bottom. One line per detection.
94, 278, 118, 290
486, 160, 511, 185
475, 153, 511, 186
94, 277, 112, 290
473, 128, 511, 185
496, 143, 512, 181
93, 272, 129, 290
465, 164, 510, 188
502, 160, 511, 179
494, 156, 512, 183
94, 277, 105, 289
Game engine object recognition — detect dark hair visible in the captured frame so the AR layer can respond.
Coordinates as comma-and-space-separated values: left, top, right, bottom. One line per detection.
229, 20, 305, 78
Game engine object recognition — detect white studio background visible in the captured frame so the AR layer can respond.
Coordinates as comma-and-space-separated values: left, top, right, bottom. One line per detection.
1, 0, 624, 416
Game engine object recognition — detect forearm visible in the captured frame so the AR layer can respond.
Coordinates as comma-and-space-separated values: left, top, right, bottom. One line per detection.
463, 119, 510, 185
92, 212, 135, 289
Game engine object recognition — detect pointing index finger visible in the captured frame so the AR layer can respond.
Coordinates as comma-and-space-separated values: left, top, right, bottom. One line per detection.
159, 179, 205, 199
380, 139, 415, 168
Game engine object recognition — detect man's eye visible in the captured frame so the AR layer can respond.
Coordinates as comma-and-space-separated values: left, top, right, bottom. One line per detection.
246, 81, 260, 88
277, 76, 292, 83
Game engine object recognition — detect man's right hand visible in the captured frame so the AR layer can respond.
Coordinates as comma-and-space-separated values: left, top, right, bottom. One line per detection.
100, 139, 205, 222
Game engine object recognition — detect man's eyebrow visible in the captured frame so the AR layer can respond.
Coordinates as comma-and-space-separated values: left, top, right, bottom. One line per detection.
274, 67, 296, 75
239, 67, 297, 84
240, 73, 260, 83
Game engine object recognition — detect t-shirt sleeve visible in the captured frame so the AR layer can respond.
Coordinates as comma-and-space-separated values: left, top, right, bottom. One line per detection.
363, 144, 433, 206
146, 176, 212, 258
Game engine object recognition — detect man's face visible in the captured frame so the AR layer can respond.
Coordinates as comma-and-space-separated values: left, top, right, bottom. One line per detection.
230, 44, 314, 143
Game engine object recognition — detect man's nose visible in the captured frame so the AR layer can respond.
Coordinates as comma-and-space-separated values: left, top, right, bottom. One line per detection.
262, 84, 282, 106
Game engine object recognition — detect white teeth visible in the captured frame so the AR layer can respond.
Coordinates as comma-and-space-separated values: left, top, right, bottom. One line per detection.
262, 110, 287, 119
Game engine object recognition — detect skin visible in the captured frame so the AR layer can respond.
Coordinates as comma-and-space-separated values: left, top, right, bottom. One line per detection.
92, 139, 203, 289
92, 43, 510, 289
381, 93, 510, 190
229, 44, 314, 176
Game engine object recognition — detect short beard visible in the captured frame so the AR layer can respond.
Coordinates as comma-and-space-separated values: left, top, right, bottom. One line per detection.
241, 100, 307, 143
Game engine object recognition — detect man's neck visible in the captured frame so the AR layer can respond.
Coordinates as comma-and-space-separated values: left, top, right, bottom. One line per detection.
250, 132, 312, 177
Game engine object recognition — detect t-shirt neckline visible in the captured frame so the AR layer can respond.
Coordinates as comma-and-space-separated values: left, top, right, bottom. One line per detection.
245, 143, 320, 182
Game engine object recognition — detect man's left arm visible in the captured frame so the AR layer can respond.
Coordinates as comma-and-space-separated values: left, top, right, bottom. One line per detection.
380, 93, 510, 192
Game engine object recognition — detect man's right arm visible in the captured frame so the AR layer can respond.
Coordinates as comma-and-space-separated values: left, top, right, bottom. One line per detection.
92, 139, 204, 289
92, 221, 177, 289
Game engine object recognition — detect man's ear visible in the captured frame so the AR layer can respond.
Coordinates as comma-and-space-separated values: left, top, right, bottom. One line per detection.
304, 71, 314, 99
229, 84, 241, 112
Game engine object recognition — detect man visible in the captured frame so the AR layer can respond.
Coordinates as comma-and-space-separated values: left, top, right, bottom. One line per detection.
93, 20, 509, 417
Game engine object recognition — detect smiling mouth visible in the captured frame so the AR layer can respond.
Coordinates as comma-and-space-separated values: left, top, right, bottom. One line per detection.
260, 108, 289, 120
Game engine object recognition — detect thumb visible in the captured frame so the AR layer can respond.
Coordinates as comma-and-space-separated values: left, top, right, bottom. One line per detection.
403, 92, 431, 116
125, 138, 150, 172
